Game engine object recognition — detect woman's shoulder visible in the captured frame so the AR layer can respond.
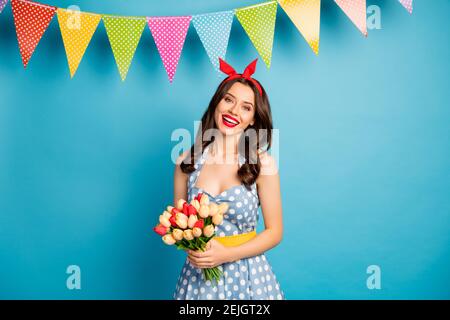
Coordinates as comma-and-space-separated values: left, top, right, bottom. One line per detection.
175, 150, 190, 166
258, 151, 279, 177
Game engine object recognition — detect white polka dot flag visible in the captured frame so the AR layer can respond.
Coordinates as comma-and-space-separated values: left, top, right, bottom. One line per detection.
103, 15, 146, 81
11, 0, 56, 68
192, 11, 234, 73
398, 0, 413, 14
57, 9, 101, 78
334, 0, 367, 36
278, 0, 321, 55
236, 1, 277, 69
0, 0, 9, 14
147, 16, 191, 83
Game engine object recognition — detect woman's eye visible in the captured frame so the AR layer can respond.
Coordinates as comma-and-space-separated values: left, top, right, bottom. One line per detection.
225, 97, 232, 103
243, 106, 251, 111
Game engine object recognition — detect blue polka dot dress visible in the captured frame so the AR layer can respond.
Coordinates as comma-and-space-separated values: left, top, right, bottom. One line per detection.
173, 145, 285, 300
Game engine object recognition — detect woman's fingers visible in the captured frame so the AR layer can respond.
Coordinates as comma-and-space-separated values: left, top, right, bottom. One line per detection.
188, 256, 213, 268
188, 250, 208, 258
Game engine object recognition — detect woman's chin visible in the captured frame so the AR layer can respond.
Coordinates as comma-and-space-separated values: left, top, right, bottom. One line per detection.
217, 125, 242, 136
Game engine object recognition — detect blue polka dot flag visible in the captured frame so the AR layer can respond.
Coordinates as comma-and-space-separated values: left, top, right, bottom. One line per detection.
192, 10, 234, 74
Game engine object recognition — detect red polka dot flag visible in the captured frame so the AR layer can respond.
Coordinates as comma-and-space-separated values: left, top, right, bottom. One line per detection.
11, 0, 56, 68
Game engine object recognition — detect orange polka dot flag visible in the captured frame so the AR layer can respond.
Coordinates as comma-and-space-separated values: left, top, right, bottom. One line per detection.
11, 0, 56, 68
334, 0, 367, 36
278, 0, 321, 55
147, 16, 192, 83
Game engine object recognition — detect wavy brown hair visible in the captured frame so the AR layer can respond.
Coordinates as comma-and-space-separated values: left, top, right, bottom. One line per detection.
180, 77, 273, 190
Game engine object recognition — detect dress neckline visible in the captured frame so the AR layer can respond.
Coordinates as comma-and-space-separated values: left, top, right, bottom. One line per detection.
192, 144, 245, 198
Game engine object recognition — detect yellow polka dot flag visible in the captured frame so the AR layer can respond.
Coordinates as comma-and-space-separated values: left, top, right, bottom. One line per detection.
236, 1, 277, 69
57, 9, 101, 78
278, 0, 321, 55
103, 15, 146, 81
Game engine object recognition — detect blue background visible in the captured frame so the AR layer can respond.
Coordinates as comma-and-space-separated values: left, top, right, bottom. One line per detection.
0, 0, 449, 299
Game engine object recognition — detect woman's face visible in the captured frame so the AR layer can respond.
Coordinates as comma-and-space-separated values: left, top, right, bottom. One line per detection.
214, 82, 256, 136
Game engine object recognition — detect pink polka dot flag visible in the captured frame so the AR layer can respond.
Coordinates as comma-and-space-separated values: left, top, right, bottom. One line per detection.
0, 0, 9, 14
398, 0, 413, 14
334, 0, 367, 37
147, 16, 191, 83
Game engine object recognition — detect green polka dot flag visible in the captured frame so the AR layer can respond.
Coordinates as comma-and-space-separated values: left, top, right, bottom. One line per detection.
236, 1, 277, 69
103, 15, 146, 81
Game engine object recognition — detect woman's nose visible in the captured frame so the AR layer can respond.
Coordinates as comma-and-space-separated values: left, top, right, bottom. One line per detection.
229, 103, 240, 115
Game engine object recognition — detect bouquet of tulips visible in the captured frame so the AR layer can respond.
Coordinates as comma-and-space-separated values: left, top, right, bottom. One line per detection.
153, 193, 228, 282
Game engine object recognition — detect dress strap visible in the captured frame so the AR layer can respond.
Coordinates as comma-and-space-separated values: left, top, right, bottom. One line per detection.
187, 144, 211, 194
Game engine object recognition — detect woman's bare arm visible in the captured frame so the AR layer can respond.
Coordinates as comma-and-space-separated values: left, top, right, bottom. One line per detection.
228, 152, 283, 261
173, 151, 189, 205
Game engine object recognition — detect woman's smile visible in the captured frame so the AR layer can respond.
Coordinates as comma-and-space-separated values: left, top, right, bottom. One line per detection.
222, 114, 240, 128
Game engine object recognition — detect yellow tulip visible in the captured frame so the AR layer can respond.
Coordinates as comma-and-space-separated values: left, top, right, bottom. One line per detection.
162, 234, 176, 245
200, 193, 210, 206
203, 225, 215, 238
199, 205, 210, 218
193, 227, 202, 238
218, 203, 229, 215
190, 199, 200, 212
172, 229, 184, 241
212, 213, 223, 226
177, 199, 186, 210
183, 229, 194, 241
208, 203, 219, 217
159, 215, 171, 228
162, 210, 172, 220
188, 215, 198, 229
175, 213, 188, 229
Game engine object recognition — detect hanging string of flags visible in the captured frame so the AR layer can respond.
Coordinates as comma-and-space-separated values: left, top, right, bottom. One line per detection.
0, 0, 413, 81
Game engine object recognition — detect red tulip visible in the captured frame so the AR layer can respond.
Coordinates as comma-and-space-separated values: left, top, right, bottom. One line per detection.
194, 219, 204, 229
169, 215, 178, 227
195, 193, 203, 202
182, 202, 190, 216
153, 224, 168, 236
171, 208, 181, 216
187, 204, 197, 216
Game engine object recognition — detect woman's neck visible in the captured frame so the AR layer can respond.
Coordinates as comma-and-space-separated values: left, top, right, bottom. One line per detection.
210, 133, 241, 163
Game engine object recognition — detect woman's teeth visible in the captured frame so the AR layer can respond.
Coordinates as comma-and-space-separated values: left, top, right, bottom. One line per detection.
223, 115, 239, 125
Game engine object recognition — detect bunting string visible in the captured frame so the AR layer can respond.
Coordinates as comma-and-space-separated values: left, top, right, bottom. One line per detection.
0, 0, 413, 81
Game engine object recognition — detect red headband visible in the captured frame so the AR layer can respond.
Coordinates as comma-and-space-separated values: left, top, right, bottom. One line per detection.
219, 58, 263, 96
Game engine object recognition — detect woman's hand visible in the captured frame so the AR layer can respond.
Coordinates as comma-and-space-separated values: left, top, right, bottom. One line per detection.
187, 240, 234, 268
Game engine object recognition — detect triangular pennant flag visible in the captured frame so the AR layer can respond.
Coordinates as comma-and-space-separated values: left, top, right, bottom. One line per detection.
147, 16, 191, 83
236, 1, 277, 68
0, 0, 9, 14
278, 0, 321, 55
103, 15, 146, 81
398, 0, 413, 14
11, 0, 56, 68
192, 11, 234, 72
334, 0, 367, 36
57, 9, 101, 78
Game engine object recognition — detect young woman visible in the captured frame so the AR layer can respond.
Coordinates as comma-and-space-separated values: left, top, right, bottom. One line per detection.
172, 58, 284, 300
